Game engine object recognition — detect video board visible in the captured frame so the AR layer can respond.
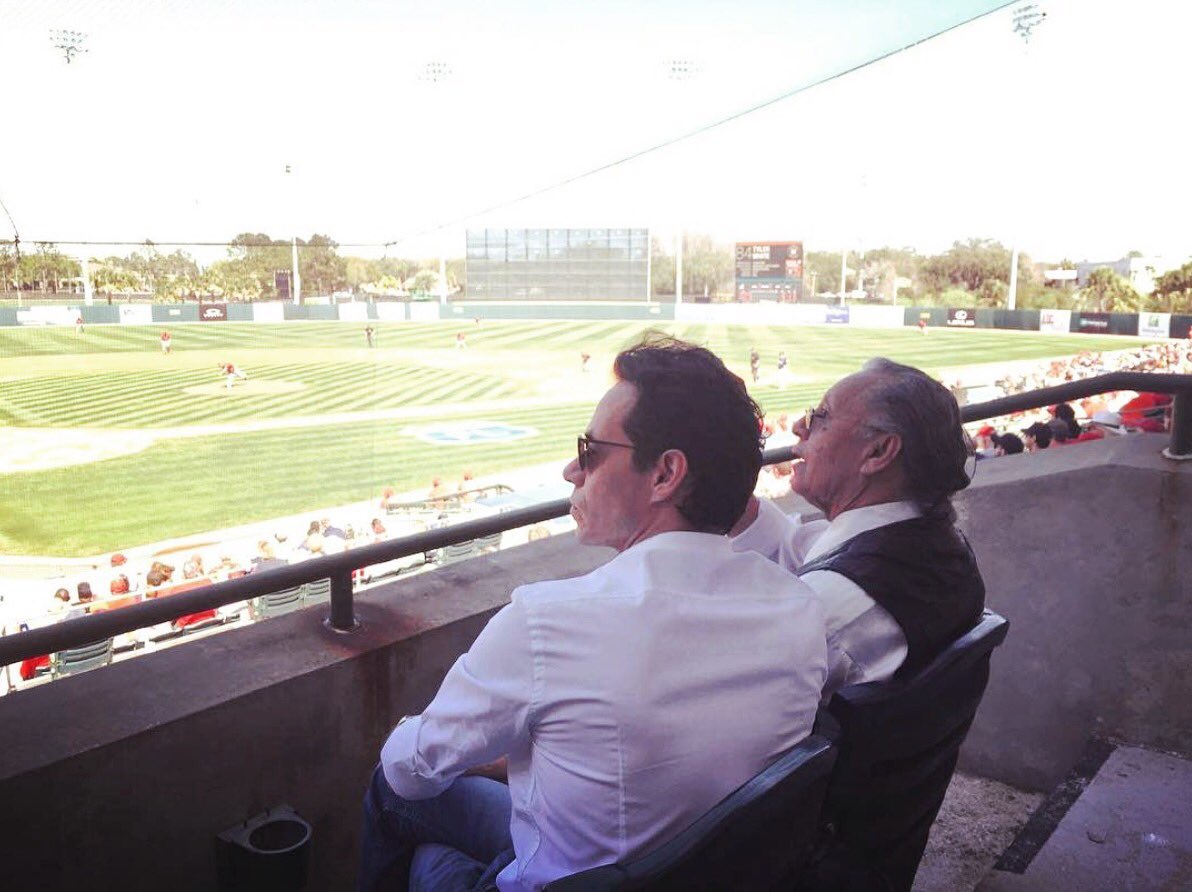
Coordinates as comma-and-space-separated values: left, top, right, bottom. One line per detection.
735, 241, 804, 302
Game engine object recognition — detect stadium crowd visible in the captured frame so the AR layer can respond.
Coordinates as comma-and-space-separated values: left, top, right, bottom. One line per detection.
963, 343, 1189, 459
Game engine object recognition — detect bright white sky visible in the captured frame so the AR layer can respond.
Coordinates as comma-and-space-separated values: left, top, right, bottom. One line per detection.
2, 0, 1189, 265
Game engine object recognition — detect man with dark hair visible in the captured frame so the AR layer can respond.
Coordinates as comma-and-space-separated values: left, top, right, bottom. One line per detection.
993, 432, 1025, 456
358, 336, 828, 892
1022, 421, 1052, 451
733, 356, 984, 693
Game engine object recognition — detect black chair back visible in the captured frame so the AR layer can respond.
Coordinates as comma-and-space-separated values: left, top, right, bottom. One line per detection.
545, 732, 837, 892
802, 609, 1009, 892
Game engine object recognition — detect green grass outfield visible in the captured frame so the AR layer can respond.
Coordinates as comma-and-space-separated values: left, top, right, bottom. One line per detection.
0, 320, 1154, 557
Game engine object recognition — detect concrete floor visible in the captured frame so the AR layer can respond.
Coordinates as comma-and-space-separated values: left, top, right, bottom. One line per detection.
977, 746, 1192, 892
914, 772, 1045, 892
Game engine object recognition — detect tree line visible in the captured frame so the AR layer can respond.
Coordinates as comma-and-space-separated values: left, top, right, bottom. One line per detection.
0, 235, 461, 302
651, 236, 1192, 313
3, 234, 1190, 313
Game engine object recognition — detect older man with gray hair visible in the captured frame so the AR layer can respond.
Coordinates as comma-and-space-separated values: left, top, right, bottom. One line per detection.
733, 357, 984, 695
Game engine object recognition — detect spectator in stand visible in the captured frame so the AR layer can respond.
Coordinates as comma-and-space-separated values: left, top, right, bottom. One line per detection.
67, 582, 96, 618
457, 469, 477, 501
370, 518, 388, 544
428, 476, 450, 509
1049, 404, 1081, 443
732, 357, 984, 695
51, 588, 72, 614
109, 574, 130, 596
301, 521, 326, 556
1119, 392, 1172, 433
146, 562, 175, 590
252, 540, 288, 573
974, 424, 998, 458
183, 553, 205, 580
358, 337, 828, 892
993, 433, 1024, 456
1022, 422, 1052, 452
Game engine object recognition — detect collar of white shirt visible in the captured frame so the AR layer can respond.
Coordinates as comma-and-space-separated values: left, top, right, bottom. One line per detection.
804, 501, 922, 563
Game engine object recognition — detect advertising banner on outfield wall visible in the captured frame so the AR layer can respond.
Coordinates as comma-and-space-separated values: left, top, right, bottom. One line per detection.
1039, 309, 1071, 333
375, 302, 408, 322
825, 306, 850, 324
337, 302, 369, 322
947, 308, 977, 327
199, 302, 227, 322
1076, 312, 1111, 333
1138, 312, 1171, 339
409, 302, 439, 322
253, 301, 286, 323
119, 304, 153, 325
18, 305, 78, 326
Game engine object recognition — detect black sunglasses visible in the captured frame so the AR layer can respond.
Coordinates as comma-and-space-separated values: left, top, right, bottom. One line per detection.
576, 435, 634, 471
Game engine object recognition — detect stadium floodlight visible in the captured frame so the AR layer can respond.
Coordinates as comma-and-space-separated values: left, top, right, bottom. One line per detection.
419, 61, 453, 84
667, 59, 700, 81
50, 29, 89, 64
1011, 3, 1047, 44
1006, 3, 1046, 311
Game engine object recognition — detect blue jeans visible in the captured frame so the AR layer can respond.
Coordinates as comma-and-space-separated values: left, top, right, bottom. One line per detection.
357, 764, 515, 892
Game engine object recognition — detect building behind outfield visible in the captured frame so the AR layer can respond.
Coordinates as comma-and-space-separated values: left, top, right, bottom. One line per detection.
465, 228, 649, 300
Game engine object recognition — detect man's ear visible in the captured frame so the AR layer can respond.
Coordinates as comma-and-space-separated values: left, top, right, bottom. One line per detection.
650, 449, 689, 503
859, 432, 902, 477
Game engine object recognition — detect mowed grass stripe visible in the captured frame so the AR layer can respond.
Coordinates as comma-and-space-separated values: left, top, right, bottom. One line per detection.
0, 401, 594, 554
0, 360, 525, 428
0, 319, 1163, 556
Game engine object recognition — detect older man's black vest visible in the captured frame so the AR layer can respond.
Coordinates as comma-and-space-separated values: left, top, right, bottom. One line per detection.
795, 514, 985, 678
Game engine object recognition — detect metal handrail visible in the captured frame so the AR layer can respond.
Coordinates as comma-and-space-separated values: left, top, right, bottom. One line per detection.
0, 498, 565, 666
3, 370, 1190, 667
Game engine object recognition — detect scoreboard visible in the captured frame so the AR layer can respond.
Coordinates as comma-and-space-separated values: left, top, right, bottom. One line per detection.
735, 241, 804, 302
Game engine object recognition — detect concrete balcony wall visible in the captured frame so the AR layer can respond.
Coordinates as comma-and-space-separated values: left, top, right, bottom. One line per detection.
0, 434, 1187, 888
955, 433, 1191, 792
0, 535, 611, 890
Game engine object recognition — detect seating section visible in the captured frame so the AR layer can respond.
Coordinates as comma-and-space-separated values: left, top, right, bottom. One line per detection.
440, 540, 476, 564
799, 610, 1010, 892
302, 577, 332, 606
248, 586, 304, 621
544, 732, 837, 892
52, 638, 114, 679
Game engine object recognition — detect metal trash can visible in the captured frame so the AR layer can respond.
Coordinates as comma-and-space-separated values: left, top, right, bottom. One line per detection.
217, 804, 311, 891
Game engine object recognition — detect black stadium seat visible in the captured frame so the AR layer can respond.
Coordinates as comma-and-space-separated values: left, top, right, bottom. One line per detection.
798, 609, 1010, 892
544, 732, 837, 892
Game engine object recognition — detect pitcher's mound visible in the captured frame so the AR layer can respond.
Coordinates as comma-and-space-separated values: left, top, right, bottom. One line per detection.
181, 380, 307, 397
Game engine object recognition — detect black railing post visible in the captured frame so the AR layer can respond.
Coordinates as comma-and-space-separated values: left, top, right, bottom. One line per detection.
1165, 390, 1192, 460
326, 571, 359, 633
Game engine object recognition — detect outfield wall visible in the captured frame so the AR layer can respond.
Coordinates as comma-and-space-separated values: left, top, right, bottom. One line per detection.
3, 299, 1187, 338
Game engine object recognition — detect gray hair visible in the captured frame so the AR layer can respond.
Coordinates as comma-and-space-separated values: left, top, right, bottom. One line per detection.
858, 358, 972, 518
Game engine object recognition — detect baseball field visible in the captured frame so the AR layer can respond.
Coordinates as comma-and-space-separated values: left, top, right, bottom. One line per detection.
0, 318, 1153, 557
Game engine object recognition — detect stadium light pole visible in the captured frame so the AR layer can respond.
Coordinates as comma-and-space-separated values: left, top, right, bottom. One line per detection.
285, 164, 301, 305
665, 60, 700, 305
839, 250, 847, 305
1006, 3, 1046, 311
418, 61, 453, 305
674, 230, 683, 305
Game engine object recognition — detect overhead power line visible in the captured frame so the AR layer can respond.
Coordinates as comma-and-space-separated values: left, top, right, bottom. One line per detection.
381, 0, 1020, 248
6, 3, 1018, 254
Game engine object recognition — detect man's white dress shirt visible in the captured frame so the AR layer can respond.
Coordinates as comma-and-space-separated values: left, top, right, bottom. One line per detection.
733, 499, 918, 693
381, 530, 828, 891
